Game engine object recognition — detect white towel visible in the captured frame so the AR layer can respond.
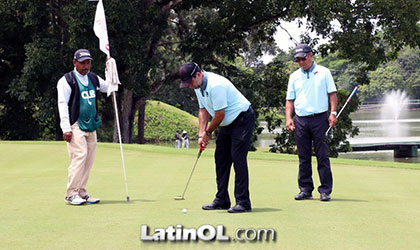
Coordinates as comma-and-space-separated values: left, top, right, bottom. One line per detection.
105, 57, 121, 96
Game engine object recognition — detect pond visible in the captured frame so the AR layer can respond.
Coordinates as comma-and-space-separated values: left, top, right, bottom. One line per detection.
340, 108, 420, 163
256, 108, 420, 163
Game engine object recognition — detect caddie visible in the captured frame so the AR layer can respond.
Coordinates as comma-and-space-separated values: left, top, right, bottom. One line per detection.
57, 49, 111, 205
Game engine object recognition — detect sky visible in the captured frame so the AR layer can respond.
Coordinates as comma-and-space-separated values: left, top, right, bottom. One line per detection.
262, 19, 331, 63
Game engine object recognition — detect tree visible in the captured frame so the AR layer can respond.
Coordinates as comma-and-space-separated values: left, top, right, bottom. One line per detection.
1, 0, 420, 147
0, 1, 67, 140
358, 46, 420, 102
391, 47, 420, 99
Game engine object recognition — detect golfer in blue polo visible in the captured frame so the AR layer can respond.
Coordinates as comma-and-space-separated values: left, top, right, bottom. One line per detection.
285, 44, 338, 201
178, 62, 255, 213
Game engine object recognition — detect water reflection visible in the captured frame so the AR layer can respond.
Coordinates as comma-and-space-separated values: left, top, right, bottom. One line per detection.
256, 108, 420, 163
341, 108, 420, 163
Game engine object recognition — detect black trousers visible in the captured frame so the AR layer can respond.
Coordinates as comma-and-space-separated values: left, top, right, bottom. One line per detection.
213, 107, 255, 209
294, 112, 333, 194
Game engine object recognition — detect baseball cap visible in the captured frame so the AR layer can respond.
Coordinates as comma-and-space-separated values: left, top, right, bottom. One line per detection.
74, 49, 93, 62
294, 44, 312, 59
179, 62, 200, 88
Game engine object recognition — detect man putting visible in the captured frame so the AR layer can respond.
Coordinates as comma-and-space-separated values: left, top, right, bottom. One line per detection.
57, 49, 111, 205
179, 62, 255, 213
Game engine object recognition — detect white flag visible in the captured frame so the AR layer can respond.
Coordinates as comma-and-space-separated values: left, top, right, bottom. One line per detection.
93, 0, 110, 57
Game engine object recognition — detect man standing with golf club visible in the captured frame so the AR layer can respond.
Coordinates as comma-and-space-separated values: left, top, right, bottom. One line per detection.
178, 62, 255, 213
285, 44, 338, 202
57, 49, 110, 205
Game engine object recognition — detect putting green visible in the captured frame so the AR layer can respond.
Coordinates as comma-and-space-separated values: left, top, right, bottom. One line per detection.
0, 141, 419, 250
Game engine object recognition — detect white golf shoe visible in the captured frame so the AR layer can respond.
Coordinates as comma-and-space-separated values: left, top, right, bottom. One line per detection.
65, 194, 86, 205
82, 194, 100, 204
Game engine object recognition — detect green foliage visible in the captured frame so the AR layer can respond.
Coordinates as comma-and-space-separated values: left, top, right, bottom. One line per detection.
95, 95, 115, 143
359, 66, 401, 102
316, 46, 420, 103
255, 57, 290, 145
1, 0, 420, 145
269, 129, 297, 154
138, 100, 199, 142
313, 0, 420, 68
359, 46, 420, 102
327, 90, 360, 157
317, 53, 362, 92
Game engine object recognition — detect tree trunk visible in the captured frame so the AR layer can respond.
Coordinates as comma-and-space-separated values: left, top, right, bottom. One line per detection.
136, 97, 147, 144
114, 89, 135, 143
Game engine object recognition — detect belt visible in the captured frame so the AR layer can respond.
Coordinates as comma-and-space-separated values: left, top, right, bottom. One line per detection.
223, 107, 252, 128
299, 111, 327, 118
235, 107, 252, 121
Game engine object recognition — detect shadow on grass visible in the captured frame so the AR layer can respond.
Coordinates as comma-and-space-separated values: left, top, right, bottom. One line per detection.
99, 199, 156, 205
251, 207, 282, 213
331, 198, 368, 202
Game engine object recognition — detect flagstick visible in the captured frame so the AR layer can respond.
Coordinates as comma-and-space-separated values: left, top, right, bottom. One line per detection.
95, 0, 129, 202
112, 91, 130, 202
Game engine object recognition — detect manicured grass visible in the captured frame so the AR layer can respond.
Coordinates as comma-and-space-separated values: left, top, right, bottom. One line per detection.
142, 100, 199, 141
1, 141, 420, 250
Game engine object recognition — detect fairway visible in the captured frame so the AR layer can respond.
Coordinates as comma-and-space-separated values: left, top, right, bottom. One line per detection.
1, 141, 420, 250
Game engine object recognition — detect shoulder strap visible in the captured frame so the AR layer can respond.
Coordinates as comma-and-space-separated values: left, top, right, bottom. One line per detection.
64, 71, 77, 104
87, 72, 100, 89
63, 71, 79, 125
64, 71, 76, 87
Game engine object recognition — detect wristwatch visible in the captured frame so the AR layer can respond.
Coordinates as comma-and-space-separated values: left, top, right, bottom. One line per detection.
331, 111, 337, 116
205, 130, 212, 136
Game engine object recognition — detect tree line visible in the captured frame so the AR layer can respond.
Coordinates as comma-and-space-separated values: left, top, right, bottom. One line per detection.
1, 0, 420, 153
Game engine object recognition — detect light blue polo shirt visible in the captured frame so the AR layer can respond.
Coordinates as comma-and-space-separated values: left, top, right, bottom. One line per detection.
195, 72, 250, 126
286, 61, 337, 116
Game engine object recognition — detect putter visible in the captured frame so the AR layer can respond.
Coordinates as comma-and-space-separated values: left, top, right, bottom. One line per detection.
325, 86, 359, 136
174, 145, 205, 200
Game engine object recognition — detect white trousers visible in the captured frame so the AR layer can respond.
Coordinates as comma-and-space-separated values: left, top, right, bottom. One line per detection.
182, 139, 189, 149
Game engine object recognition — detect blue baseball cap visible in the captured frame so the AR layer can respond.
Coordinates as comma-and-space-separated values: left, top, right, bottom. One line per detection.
74, 49, 93, 62
294, 44, 312, 59
179, 62, 201, 88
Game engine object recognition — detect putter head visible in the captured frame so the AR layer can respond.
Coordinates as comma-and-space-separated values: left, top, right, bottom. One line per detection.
126, 196, 130, 202
174, 196, 185, 200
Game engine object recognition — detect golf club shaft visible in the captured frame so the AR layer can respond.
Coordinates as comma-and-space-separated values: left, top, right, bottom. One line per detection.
325, 86, 359, 136
180, 145, 204, 198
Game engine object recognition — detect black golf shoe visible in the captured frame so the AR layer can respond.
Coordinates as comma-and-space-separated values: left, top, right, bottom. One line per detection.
227, 204, 251, 213
320, 193, 331, 201
294, 191, 313, 200
202, 202, 230, 210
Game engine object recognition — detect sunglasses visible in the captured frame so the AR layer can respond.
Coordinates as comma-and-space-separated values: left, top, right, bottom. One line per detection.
295, 56, 307, 62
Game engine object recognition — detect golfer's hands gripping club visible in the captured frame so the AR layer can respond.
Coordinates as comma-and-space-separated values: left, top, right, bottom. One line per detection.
199, 132, 211, 149
328, 113, 338, 128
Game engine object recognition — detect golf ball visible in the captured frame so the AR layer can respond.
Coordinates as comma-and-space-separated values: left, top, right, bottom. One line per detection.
182, 208, 187, 214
